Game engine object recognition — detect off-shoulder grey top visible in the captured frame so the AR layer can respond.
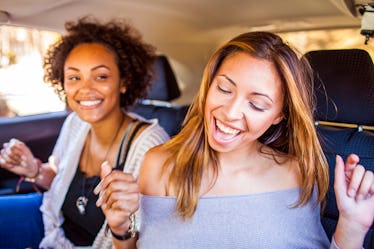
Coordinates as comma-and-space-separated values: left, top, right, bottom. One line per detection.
138, 188, 336, 249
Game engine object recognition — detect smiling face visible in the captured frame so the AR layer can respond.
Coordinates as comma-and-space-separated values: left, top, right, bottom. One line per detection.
204, 52, 284, 154
63, 43, 125, 124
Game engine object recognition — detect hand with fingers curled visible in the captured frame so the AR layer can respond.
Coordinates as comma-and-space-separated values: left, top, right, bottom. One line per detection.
95, 161, 140, 238
0, 138, 40, 178
334, 154, 374, 248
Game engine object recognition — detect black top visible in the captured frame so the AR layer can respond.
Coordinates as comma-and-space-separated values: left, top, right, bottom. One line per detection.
62, 168, 105, 246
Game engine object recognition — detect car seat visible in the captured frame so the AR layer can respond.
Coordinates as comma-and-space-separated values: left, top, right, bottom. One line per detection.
129, 55, 189, 136
0, 193, 44, 249
304, 49, 374, 248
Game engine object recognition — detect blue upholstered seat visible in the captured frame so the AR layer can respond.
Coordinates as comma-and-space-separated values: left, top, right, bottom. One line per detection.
304, 49, 374, 248
0, 193, 44, 248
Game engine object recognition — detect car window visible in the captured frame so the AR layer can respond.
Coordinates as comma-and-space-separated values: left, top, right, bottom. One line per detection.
0, 25, 64, 117
278, 28, 374, 57
0, 26, 372, 118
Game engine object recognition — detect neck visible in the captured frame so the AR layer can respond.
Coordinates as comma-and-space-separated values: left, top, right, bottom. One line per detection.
82, 113, 125, 176
216, 141, 261, 169
90, 111, 125, 144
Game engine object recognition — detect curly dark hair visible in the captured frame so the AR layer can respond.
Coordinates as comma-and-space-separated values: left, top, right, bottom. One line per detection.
43, 16, 156, 109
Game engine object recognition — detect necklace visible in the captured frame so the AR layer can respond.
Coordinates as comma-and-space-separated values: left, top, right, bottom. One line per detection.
76, 114, 125, 215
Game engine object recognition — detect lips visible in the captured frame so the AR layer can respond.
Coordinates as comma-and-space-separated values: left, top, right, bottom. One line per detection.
211, 119, 241, 146
78, 99, 102, 107
211, 118, 242, 145
215, 119, 240, 135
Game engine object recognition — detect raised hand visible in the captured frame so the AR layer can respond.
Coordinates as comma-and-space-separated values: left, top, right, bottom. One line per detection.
334, 154, 374, 248
0, 138, 40, 178
95, 161, 140, 236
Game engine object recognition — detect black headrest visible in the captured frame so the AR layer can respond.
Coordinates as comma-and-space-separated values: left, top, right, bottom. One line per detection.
304, 49, 374, 126
146, 55, 181, 101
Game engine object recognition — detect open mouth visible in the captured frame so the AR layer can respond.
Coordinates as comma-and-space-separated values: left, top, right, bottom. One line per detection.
79, 99, 102, 107
215, 119, 240, 136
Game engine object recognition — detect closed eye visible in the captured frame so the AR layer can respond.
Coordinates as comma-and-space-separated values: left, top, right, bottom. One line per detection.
249, 102, 266, 112
217, 84, 231, 94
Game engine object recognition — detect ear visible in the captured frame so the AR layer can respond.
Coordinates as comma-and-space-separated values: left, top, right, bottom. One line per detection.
120, 81, 127, 94
272, 113, 284, 125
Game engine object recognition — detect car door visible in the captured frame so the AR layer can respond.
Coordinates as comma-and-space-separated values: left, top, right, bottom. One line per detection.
0, 111, 68, 194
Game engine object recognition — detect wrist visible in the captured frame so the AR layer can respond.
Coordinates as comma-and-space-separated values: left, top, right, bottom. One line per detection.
111, 229, 138, 241
25, 158, 42, 179
110, 214, 138, 241
334, 216, 366, 249
110, 221, 131, 236
16, 158, 43, 193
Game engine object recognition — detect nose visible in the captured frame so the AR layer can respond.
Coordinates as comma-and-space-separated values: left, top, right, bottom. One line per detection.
223, 97, 244, 120
79, 77, 93, 92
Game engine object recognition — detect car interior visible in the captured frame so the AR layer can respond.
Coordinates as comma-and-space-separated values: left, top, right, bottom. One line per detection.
129, 55, 189, 137
0, 0, 374, 247
304, 48, 374, 248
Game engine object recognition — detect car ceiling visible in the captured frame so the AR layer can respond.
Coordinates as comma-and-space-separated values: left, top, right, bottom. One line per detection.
0, 0, 371, 103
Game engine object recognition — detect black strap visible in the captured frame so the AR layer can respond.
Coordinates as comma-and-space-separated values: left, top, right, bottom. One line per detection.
114, 120, 135, 168
114, 120, 147, 171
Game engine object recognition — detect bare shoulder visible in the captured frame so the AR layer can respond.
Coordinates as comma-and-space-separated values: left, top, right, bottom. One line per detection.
139, 144, 170, 196
257, 149, 302, 190
273, 155, 301, 188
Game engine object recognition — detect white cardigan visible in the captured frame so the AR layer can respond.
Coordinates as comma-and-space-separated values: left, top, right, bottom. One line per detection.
39, 112, 169, 249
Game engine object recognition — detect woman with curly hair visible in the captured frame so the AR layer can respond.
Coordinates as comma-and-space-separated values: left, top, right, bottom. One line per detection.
0, 16, 169, 248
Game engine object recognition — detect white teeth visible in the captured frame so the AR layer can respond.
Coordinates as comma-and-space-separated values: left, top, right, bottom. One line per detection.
216, 120, 240, 135
80, 100, 101, 106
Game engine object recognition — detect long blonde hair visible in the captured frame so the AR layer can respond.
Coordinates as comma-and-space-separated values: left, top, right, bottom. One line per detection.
162, 31, 329, 219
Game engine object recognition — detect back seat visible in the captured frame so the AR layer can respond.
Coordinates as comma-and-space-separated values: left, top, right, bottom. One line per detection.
304, 49, 374, 248
129, 55, 189, 136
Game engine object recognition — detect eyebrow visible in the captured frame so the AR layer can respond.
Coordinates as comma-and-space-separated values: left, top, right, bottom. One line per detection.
219, 74, 274, 103
65, 65, 110, 71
